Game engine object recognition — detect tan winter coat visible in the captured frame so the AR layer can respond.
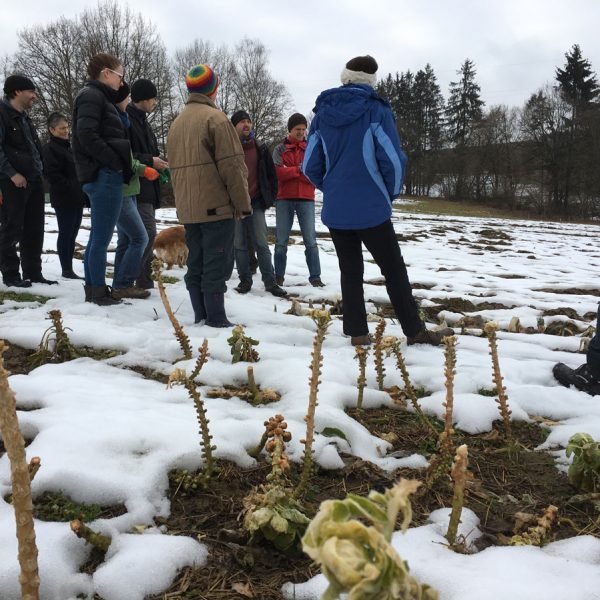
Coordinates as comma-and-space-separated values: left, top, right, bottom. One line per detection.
167, 93, 250, 223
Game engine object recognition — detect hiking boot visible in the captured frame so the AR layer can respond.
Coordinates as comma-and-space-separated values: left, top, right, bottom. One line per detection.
112, 286, 151, 300
235, 279, 252, 294
188, 287, 206, 324
88, 285, 122, 306
553, 363, 600, 396
351, 334, 373, 346
310, 278, 325, 287
266, 283, 287, 297
275, 276, 284, 286
407, 326, 455, 346
203, 292, 233, 328
62, 270, 84, 280
4, 277, 32, 288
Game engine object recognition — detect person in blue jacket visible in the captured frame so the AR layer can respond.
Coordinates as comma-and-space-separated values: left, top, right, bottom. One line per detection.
303, 55, 453, 346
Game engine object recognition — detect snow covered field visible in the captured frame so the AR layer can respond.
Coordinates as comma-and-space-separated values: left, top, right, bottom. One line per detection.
1, 200, 600, 600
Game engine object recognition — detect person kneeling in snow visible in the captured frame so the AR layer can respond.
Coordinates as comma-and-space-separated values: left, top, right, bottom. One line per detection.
302, 55, 453, 347
554, 303, 600, 395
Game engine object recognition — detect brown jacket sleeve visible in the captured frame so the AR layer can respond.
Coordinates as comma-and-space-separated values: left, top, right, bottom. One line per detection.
211, 119, 251, 214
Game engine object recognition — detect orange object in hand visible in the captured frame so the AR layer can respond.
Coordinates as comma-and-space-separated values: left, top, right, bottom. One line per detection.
143, 166, 160, 181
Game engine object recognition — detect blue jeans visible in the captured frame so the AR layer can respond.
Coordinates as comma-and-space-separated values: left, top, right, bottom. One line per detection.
82, 168, 123, 286
234, 206, 275, 286
113, 196, 149, 289
274, 200, 320, 281
54, 205, 83, 273
184, 219, 234, 293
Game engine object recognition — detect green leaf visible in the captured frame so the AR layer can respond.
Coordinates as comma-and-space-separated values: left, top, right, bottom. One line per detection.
320, 427, 349, 442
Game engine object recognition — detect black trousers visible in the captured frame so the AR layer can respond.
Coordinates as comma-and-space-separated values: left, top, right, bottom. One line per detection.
587, 303, 600, 379
0, 177, 45, 282
329, 219, 422, 337
135, 201, 157, 288
54, 205, 83, 273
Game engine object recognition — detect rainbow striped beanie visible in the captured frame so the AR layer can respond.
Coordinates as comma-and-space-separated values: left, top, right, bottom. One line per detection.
185, 64, 219, 95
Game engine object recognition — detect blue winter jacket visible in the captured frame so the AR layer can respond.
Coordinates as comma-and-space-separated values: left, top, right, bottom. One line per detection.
302, 84, 407, 230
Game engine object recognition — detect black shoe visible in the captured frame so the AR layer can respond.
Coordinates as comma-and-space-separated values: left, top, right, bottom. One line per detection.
407, 327, 455, 346
553, 363, 600, 396
4, 277, 32, 288
266, 283, 287, 297
28, 275, 58, 285
310, 278, 325, 287
62, 271, 84, 280
235, 280, 252, 294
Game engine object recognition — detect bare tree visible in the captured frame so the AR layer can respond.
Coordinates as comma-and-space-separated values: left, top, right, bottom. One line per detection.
172, 39, 237, 115
231, 38, 291, 142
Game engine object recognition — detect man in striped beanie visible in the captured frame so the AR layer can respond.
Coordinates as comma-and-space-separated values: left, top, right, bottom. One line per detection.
167, 65, 251, 327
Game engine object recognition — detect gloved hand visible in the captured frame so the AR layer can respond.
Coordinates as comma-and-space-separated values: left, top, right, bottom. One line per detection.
143, 166, 160, 181
158, 168, 171, 184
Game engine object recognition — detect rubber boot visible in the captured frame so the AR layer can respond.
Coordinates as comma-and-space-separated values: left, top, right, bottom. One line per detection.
188, 287, 207, 324
203, 292, 233, 328
88, 285, 122, 306
84, 284, 91, 302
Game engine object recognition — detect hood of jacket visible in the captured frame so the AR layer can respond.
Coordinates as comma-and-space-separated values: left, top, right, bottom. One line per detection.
313, 84, 388, 127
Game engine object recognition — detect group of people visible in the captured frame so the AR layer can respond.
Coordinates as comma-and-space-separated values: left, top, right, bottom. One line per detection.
3, 51, 599, 395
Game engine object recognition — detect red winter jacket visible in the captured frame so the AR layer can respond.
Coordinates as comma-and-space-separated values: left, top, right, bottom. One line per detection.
272, 136, 315, 201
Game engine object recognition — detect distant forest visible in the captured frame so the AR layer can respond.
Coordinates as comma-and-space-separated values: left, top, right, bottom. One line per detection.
375, 46, 600, 218
3, 1, 598, 217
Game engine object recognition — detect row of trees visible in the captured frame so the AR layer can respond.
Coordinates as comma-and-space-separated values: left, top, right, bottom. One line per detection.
3, 1, 599, 217
376, 46, 600, 217
1, 1, 292, 147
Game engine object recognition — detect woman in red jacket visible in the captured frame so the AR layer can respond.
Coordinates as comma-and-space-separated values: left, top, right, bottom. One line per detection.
272, 113, 324, 287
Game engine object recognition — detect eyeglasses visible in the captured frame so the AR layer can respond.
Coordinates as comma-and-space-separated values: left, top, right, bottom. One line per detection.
106, 68, 124, 81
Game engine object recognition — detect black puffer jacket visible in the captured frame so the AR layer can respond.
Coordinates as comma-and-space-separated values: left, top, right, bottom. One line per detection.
126, 103, 160, 207
71, 80, 133, 184
42, 136, 88, 209
256, 140, 278, 210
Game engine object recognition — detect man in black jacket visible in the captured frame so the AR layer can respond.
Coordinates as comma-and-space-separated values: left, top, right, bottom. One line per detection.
230, 110, 285, 297
126, 79, 168, 289
0, 75, 56, 287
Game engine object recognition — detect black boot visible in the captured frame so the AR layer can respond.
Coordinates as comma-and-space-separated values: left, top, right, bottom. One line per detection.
203, 292, 233, 328
88, 285, 122, 306
188, 287, 207, 324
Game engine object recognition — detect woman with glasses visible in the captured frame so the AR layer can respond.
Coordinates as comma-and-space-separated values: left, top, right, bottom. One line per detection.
71, 52, 132, 305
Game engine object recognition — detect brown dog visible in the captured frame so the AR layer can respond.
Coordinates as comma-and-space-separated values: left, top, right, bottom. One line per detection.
153, 225, 188, 270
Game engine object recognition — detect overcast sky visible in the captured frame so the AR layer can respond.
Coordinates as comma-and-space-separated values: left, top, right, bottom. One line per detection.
1, 0, 599, 115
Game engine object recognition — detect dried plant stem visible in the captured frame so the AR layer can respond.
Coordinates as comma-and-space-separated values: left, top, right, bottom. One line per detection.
185, 379, 217, 481
392, 343, 438, 437
248, 430, 269, 458
247, 366, 263, 405
295, 312, 330, 499
152, 258, 192, 360
28, 456, 41, 481
70, 520, 111, 552
374, 319, 386, 391
440, 336, 457, 459
189, 339, 210, 381
354, 345, 369, 409
0, 341, 40, 600
447, 444, 471, 546
484, 323, 513, 441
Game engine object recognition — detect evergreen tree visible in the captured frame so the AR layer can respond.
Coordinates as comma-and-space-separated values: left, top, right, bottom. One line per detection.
445, 58, 484, 146
556, 44, 599, 110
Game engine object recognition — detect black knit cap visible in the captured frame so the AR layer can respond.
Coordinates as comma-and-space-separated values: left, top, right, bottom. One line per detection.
231, 110, 251, 126
131, 79, 158, 102
3, 75, 36, 96
114, 81, 131, 104
287, 113, 307, 131
345, 55, 378, 74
